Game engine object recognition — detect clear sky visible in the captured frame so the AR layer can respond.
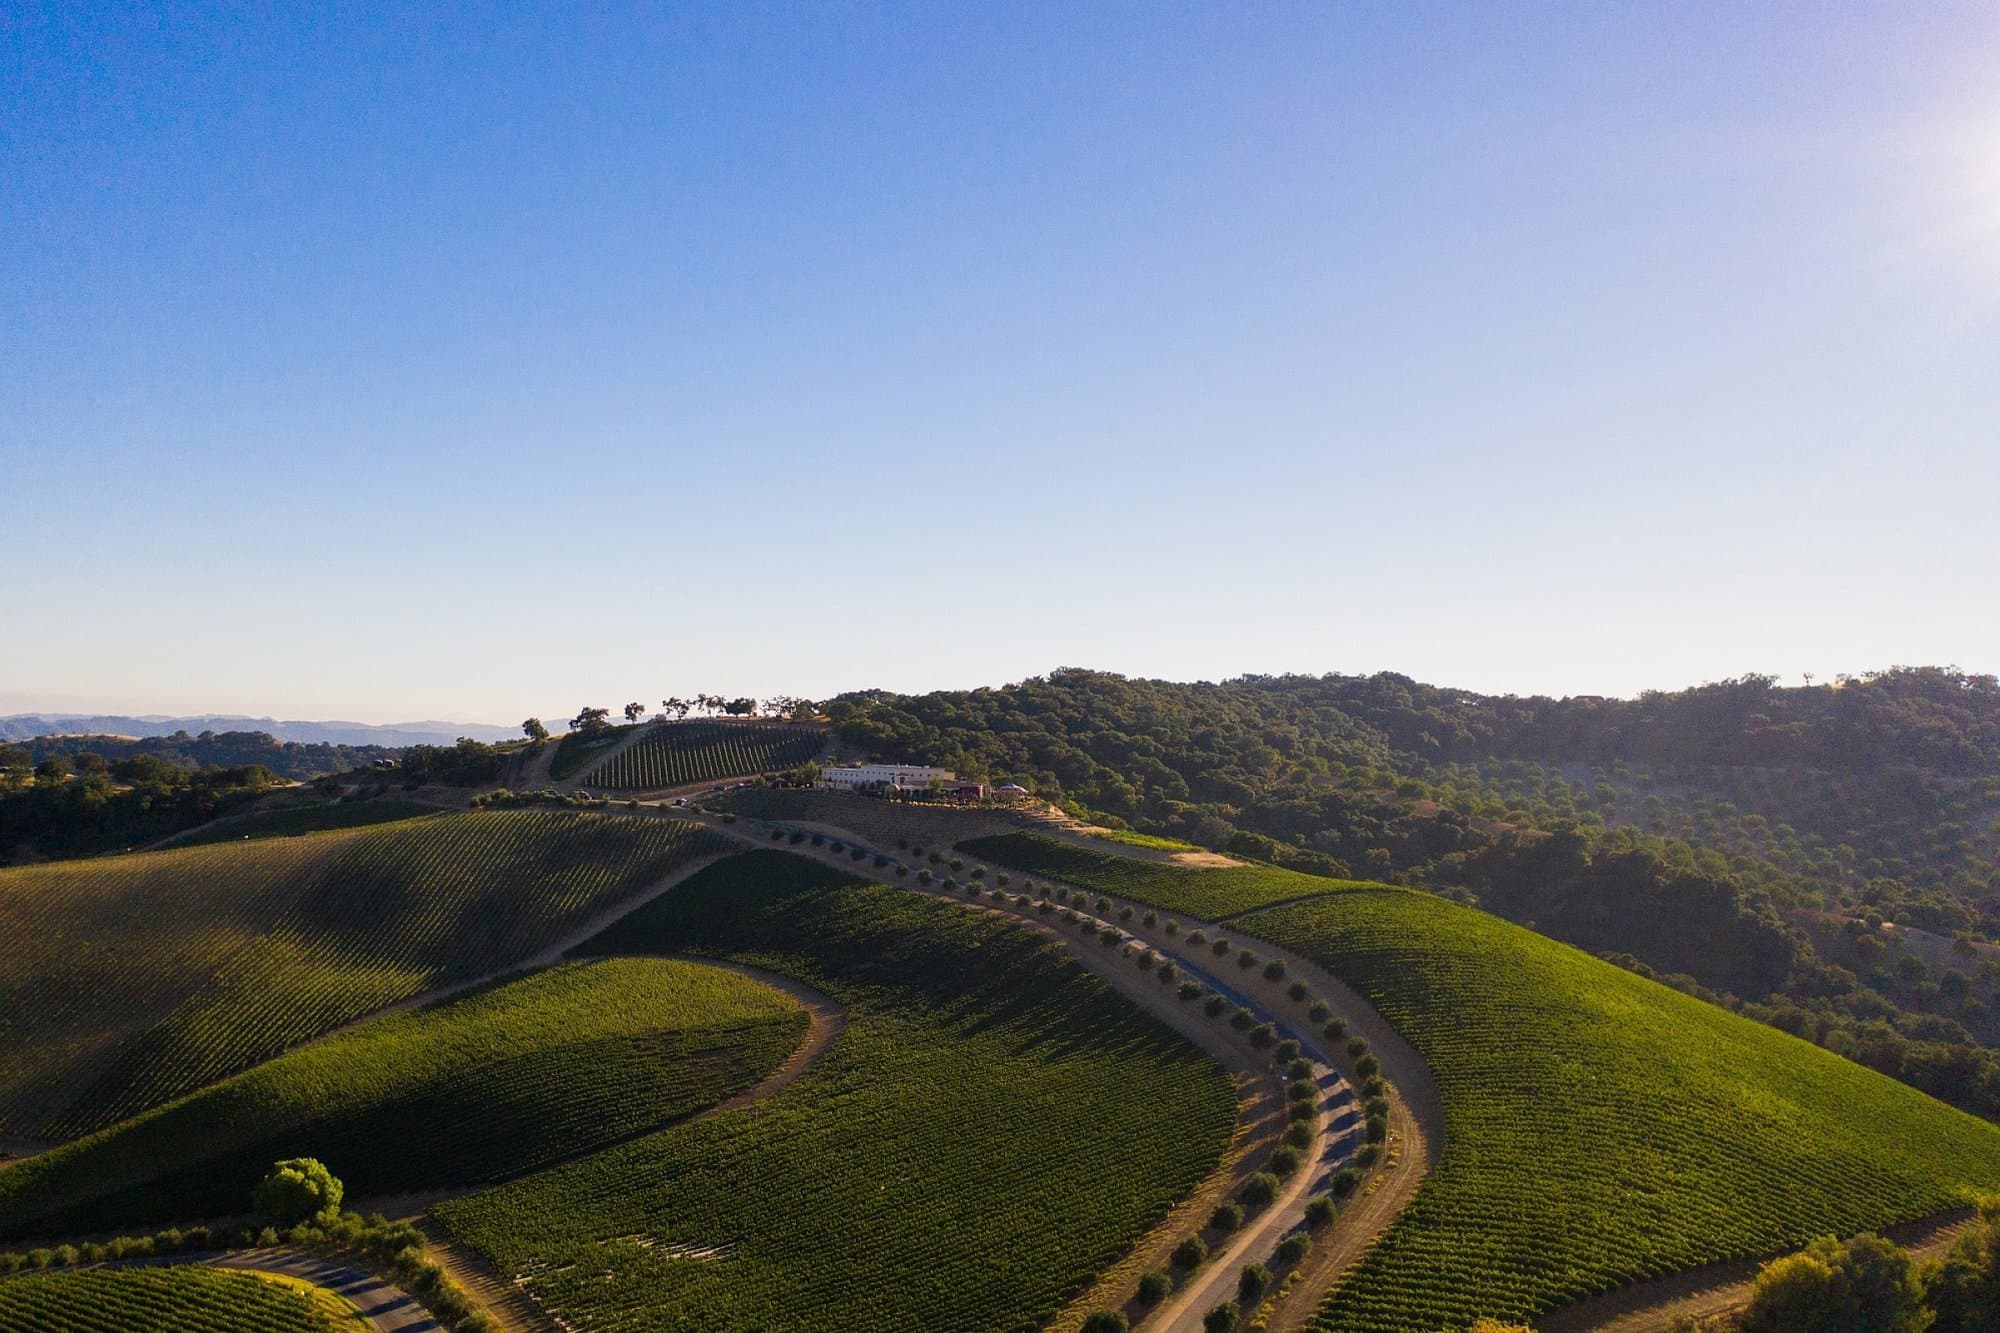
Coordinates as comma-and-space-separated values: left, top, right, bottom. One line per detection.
5, 3, 1997, 725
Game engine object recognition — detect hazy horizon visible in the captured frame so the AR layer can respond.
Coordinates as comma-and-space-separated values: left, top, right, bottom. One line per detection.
7, 4, 1997, 723
0, 657, 1983, 732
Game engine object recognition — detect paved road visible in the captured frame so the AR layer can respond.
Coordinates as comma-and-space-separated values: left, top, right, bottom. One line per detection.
211, 1251, 442, 1331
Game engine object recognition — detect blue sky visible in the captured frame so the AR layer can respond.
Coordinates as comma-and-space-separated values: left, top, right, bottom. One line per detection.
4, 3, 1997, 724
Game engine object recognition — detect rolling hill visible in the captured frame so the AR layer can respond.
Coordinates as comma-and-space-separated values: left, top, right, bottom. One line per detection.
0, 811, 726, 1140
434, 850, 1239, 1332
0, 957, 806, 1240
963, 832, 2000, 1329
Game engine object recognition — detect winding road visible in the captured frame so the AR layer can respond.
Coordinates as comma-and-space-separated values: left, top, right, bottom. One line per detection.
687, 809, 1414, 1332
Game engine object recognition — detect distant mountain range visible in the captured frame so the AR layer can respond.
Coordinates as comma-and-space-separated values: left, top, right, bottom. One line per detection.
0, 713, 518, 748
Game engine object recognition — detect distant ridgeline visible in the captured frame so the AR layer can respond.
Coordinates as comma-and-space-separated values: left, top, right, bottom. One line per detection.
827, 667, 2000, 1120
8, 730, 394, 781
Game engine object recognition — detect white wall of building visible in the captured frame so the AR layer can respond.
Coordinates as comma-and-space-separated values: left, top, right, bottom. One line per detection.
819, 763, 956, 790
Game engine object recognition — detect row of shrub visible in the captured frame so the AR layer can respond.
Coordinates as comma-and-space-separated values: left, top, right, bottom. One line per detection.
0, 1211, 492, 1331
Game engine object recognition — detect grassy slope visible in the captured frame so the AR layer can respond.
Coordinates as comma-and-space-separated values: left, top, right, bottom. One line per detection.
961, 832, 1360, 917
0, 1267, 333, 1332
435, 850, 1237, 1333
968, 834, 2000, 1330
548, 726, 640, 780
0, 958, 804, 1240
164, 799, 437, 848
0, 811, 724, 1139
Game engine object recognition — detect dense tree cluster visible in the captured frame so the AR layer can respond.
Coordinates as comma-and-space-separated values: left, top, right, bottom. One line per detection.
0, 756, 276, 859
829, 667, 2000, 1119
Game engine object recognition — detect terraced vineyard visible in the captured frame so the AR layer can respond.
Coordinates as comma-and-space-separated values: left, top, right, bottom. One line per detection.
435, 850, 1237, 1332
583, 721, 827, 790
967, 838, 2000, 1329
0, 811, 726, 1139
0, 958, 805, 1240
0, 1268, 334, 1332
961, 832, 1352, 918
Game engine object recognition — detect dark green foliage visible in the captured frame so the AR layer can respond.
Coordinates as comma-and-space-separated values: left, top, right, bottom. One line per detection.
1276, 1231, 1312, 1265
1081, 1312, 1129, 1333
1136, 1270, 1172, 1305
252, 1157, 342, 1226
1237, 1262, 1270, 1301
1304, 1195, 1337, 1228
1209, 1201, 1242, 1233
1740, 1233, 1929, 1333
1240, 1173, 1279, 1208
1173, 1235, 1209, 1269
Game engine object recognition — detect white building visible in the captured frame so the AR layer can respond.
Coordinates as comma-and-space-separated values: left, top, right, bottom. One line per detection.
819, 763, 955, 791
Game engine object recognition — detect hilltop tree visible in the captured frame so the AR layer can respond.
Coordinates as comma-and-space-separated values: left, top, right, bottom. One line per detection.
624, 702, 646, 724
571, 706, 612, 733
725, 697, 758, 717
253, 1157, 343, 1227
522, 718, 549, 742
662, 697, 691, 720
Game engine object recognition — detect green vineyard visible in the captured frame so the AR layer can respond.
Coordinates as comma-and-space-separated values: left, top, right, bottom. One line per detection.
0, 1268, 334, 1333
581, 721, 827, 790
0, 958, 805, 1240
966, 836, 2000, 1330
0, 811, 726, 1139
960, 832, 1353, 918
435, 850, 1237, 1332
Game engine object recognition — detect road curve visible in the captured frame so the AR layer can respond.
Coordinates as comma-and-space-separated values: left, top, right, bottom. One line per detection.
691, 812, 1378, 1332
210, 1251, 442, 1331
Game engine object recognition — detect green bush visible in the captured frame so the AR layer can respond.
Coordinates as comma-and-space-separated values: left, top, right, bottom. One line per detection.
1355, 1053, 1381, 1080
1238, 1262, 1271, 1301
1136, 1270, 1172, 1305
1172, 1235, 1209, 1269
1081, 1312, 1129, 1333
1264, 960, 1287, 981
1209, 1201, 1243, 1233
1276, 1231, 1311, 1266
1270, 1146, 1302, 1178
253, 1157, 342, 1226
1323, 1017, 1348, 1042
1304, 1195, 1337, 1228
1308, 1001, 1331, 1022
1331, 1167, 1363, 1198
1283, 1123, 1313, 1150
1240, 1172, 1280, 1208
1204, 1300, 1240, 1332
1274, 1039, 1300, 1064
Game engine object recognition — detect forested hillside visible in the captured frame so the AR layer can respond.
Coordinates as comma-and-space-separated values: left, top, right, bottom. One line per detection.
829, 668, 2000, 1117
